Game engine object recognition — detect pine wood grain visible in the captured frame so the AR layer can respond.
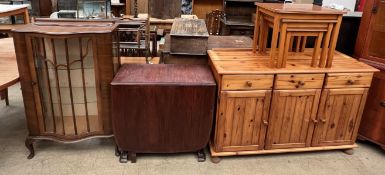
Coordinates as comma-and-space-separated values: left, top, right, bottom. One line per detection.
0, 38, 19, 91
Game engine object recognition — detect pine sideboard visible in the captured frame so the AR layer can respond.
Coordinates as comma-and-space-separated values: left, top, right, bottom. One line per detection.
208, 49, 378, 163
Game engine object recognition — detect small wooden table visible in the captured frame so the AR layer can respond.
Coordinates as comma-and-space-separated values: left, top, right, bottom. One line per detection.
252, 3, 345, 68
0, 4, 29, 33
0, 37, 19, 106
0, 4, 29, 23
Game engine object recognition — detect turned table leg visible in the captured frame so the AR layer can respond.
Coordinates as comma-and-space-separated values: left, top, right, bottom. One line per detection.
25, 138, 35, 159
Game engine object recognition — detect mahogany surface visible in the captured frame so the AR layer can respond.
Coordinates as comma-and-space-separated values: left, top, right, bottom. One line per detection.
355, 0, 385, 150
111, 64, 216, 153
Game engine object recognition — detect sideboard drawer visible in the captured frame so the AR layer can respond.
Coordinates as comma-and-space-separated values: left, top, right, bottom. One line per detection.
325, 73, 374, 88
275, 74, 325, 90
222, 75, 274, 90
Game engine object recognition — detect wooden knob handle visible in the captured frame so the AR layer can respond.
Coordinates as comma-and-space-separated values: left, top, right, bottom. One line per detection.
380, 102, 385, 107
312, 119, 318, 124
347, 80, 355, 85
298, 81, 306, 86
263, 120, 268, 126
321, 119, 326, 123
246, 81, 253, 87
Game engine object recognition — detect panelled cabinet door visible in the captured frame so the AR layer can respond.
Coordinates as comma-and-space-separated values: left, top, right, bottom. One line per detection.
214, 90, 272, 152
312, 88, 369, 147
265, 89, 321, 150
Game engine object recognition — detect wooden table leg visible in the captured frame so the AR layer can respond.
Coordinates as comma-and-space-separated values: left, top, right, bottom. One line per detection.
319, 23, 334, 68
282, 32, 292, 68
269, 15, 281, 67
0, 88, 9, 106
326, 15, 343, 68
301, 36, 307, 52
23, 8, 30, 24
312, 32, 324, 67
253, 9, 261, 53
277, 23, 288, 68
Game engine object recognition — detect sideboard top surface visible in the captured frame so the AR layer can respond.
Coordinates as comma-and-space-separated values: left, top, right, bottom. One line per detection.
209, 49, 379, 75
111, 64, 216, 86
255, 3, 346, 15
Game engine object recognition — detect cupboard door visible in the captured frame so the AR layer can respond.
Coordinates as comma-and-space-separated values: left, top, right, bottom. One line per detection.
265, 89, 321, 150
214, 90, 271, 152
312, 88, 369, 146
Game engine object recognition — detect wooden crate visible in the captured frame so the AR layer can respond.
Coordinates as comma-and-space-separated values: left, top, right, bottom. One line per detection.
170, 18, 209, 55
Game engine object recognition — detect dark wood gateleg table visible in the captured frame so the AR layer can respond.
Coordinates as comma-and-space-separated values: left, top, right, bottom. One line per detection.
111, 64, 216, 163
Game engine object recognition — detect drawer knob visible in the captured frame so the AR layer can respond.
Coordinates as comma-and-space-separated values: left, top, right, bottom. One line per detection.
246, 81, 253, 87
263, 120, 269, 126
298, 81, 306, 86
347, 80, 355, 85
380, 102, 385, 107
312, 119, 318, 124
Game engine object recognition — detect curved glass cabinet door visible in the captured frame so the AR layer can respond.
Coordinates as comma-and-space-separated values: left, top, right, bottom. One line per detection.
31, 37, 102, 137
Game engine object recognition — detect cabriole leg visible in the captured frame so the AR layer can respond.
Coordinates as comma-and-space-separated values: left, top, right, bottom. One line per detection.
25, 138, 35, 159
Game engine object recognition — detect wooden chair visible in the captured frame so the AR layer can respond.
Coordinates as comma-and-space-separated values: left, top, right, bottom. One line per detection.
206, 9, 224, 35
118, 17, 152, 64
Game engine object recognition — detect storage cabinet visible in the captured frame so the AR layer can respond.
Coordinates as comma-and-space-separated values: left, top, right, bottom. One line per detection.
312, 88, 369, 147
266, 89, 321, 150
12, 20, 119, 159
208, 49, 377, 162
215, 90, 271, 152
355, 0, 385, 150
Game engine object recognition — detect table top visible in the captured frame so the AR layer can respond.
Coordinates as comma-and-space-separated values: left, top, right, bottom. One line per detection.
0, 37, 19, 90
256, 3, 346, 15
209, 49, 378, 75
0, 4, 29, 14
111, 64, 216, 86
163, 35, 253, 54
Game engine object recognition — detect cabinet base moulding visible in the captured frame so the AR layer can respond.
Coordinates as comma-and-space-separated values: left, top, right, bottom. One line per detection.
209, 142, 359, 157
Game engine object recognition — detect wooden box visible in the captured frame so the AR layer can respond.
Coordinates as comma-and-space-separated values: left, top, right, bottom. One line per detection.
170, 18, 209, 55
111, 64, 216, 162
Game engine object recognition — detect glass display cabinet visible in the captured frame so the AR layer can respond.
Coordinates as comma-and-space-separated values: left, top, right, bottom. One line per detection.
12, 19, 119, 159
77, 0, 112, 19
